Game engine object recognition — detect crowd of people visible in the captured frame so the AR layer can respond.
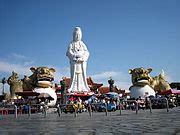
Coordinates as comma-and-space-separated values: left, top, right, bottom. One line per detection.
63, 93, 178, 113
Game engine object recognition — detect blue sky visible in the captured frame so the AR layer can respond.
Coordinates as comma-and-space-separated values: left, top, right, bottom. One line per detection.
0, 0, 180, 93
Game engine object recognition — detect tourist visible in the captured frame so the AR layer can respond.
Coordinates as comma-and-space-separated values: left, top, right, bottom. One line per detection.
69, 95, 75, 102
77, 97, 82, 104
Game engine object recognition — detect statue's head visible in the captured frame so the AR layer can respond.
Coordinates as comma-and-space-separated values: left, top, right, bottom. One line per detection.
73, 27, 82, 41
30, 67, 55, 88
129, 67, 152, 86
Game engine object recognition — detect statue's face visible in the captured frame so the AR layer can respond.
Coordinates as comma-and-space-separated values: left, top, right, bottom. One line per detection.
30, 67, 55, 88
129, 68, 152, 86
36, 67, 55, 81
73, 28, 82, 41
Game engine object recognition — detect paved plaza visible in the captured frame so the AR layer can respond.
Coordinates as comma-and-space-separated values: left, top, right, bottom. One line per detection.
0, 107, 180, 135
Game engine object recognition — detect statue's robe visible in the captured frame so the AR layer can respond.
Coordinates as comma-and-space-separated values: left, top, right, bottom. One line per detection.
66, 41, 90, 93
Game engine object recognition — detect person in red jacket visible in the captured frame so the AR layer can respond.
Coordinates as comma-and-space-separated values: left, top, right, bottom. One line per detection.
69, 95, 75, 102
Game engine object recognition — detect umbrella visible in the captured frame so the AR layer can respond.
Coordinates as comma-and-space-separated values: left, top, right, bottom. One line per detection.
105, 92, 119, 99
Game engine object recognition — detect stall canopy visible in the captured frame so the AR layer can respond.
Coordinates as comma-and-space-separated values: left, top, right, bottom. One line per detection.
158, 89, 180, 95
105, 92, 119, 99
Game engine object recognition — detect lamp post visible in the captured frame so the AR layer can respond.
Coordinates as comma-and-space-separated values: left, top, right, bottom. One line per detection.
108, 77, 114, 92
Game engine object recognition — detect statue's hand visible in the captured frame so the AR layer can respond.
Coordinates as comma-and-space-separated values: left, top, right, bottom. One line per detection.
76, 54, 82, 58
76, 58, 84, 62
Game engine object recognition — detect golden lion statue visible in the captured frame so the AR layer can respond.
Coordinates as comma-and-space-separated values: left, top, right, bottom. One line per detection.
150, 70, 171, 92
7, 67, 55, 99
27, 67, 55, 88
7, 71, 23, 99
129, 67, 171, 93
129, 68, 152, 87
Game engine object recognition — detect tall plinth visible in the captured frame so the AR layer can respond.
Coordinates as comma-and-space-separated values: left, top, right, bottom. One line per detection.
66, 27, 90, 93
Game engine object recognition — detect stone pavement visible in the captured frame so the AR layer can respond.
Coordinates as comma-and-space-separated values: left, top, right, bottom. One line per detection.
0, 107, 180, 135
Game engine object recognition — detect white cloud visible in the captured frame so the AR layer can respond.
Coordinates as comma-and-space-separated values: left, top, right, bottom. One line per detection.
11, 53, 27, 60
0, 53, 36, 76
0, 57, 70, 83
54, 67, 70, 83
0, 61, 31, 75
6, 53, 35, 66
0, 54, 132, 92
3, 59, 175, 91
0, 60, 70, 93
0, 54, 133, 91
0, 53, 35, 94
91, 71, 119, 80
23, 61, 34, 66
91, 71, 131, 90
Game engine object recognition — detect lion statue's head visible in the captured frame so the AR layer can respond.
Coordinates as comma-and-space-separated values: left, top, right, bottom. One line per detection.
30, 67, 56, 88
129, 67, 152, 87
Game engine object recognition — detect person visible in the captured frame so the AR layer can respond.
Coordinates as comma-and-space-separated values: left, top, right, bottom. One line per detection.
77, 97, 82, 104
76, 97, 82, 112
66, 27, 90, 93
69, 95, 75, 102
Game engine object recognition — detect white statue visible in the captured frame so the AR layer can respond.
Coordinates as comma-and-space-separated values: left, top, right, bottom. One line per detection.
66, 27, 90, 93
